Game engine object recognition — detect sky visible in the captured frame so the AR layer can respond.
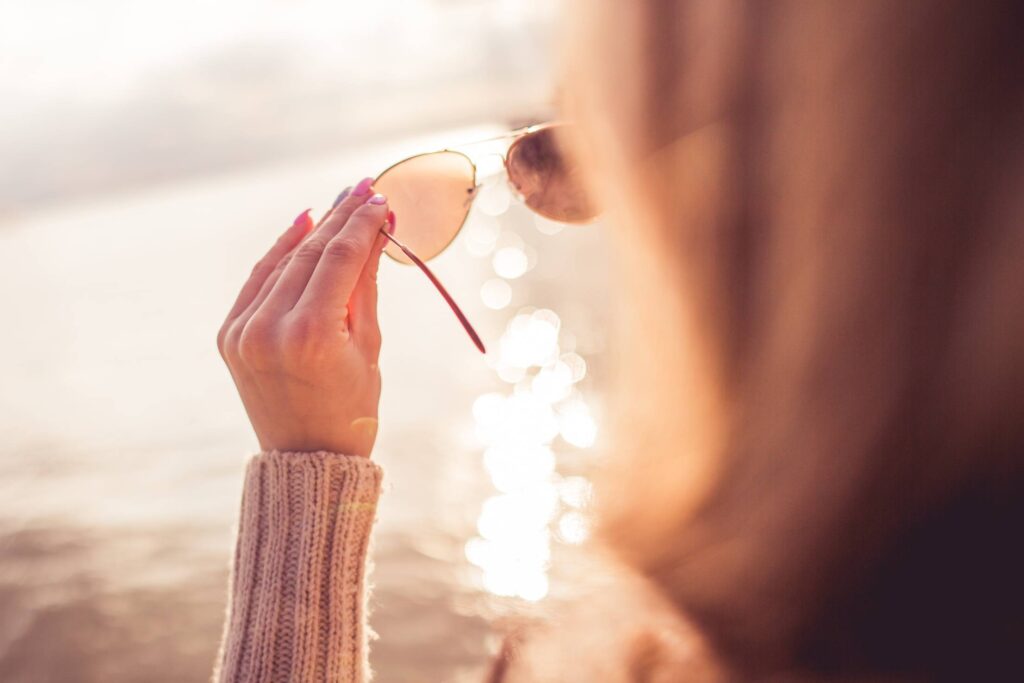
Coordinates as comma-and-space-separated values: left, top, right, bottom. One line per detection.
0, 0, 559, 216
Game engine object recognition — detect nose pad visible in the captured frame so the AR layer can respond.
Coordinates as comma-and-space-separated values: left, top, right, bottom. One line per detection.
504, 173, 523, 200
463, 182, 482, 209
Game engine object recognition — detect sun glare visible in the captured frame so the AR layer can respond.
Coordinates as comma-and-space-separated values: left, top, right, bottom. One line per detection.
465, 302, 598, 602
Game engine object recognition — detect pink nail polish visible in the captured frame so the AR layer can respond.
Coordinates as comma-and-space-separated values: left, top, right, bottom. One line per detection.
293, 208, 312, 226
368, 193, 387, 205
387, 210, 397, 234
353, 177, 374, 196
332, 187, 352, 208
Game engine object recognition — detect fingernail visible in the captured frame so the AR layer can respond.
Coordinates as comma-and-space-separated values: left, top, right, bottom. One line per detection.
354, 177, 374, 196
293, 208, 312, 226
368, 193, 387, 205
387, 210, 397, 234
332, 186, 352, 208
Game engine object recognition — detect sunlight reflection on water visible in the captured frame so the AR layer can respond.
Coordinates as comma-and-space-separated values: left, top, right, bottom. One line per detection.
465, 232, 599, 602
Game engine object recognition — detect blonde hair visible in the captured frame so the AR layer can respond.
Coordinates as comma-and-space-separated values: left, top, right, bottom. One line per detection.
562, 1, 1024, 679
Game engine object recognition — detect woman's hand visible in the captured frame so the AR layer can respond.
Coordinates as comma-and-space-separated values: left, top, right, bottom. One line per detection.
217, 179, 393, 457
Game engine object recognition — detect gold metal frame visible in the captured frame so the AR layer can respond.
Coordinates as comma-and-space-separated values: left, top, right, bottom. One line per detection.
374, 149, 478, 265
374, 121, 581, 264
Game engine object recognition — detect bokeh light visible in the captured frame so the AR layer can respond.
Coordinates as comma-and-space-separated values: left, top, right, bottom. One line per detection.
492, 246, 529, 279
557, 398, 598, 448
464, 215, 501, 257
480, 278, 513, 309
557, 511, 590, 545
476, 178, 513, 216
467, 294, 598, 604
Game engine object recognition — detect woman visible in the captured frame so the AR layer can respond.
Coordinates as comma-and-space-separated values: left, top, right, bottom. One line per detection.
213, 2, 1024, 681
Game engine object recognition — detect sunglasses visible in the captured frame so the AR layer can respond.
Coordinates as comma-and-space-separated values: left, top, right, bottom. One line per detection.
371, 122, 598, 354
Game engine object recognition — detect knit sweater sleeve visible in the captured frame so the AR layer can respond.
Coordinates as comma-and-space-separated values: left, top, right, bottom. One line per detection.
213, 450, 383, 683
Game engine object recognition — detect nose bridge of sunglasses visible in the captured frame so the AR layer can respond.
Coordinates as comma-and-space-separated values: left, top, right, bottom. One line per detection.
473, 151, 509, 184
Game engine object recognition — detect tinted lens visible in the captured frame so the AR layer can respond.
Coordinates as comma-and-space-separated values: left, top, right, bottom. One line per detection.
375, 151, 476, 264
505, 125, 597, 223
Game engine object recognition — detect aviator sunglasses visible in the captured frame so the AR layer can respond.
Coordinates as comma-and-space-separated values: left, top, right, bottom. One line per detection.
366, 122, 598, 353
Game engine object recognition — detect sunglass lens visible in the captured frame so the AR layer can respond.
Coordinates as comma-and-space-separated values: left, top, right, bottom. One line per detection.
505, 125, 598, 224
375, 151, 476, 264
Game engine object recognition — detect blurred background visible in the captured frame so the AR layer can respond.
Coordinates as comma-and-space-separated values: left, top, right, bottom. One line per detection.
0, 1, 612, 681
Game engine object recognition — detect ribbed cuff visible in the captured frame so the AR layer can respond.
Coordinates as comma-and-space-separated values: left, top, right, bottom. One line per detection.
215, 451, 383, 683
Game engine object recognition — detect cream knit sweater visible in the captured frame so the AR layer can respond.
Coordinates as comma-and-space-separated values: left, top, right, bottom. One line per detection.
213, 450, 383, 683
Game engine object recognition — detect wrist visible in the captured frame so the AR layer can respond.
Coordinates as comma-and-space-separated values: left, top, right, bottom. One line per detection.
257, 417, 378, 458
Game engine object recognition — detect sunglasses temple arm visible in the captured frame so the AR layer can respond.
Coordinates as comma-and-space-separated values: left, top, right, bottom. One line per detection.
379, 230, 487, 354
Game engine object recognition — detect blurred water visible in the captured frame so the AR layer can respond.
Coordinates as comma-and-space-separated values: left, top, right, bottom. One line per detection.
0, 126, 611, 682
